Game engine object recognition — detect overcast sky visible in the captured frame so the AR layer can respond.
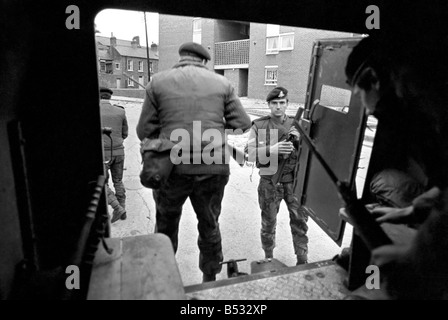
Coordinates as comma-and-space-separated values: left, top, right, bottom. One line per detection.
95, 9, 159, 46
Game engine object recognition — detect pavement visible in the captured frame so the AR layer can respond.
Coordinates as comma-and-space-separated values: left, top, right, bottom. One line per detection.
106, 96, 374, 286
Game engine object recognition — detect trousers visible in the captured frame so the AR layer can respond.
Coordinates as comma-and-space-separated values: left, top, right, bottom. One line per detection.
105, 154, 126, 208
258, 177, 308, 255
152, 172, 229, 275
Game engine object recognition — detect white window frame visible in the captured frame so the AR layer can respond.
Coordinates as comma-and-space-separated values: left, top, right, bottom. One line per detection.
266, 23, 294, 54
115, 62, 120, 70
127, 76, 134, 87
193, 18, 202, 44
138, 61, 143, 72
127, 60, 133, 71
264, 66, 278, 85
193, 18, 202, 32
266, 36, 279, 54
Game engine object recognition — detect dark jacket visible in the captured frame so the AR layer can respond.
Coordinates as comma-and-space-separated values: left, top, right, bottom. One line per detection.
100, 100, 128, 156
136, 56, 251, 175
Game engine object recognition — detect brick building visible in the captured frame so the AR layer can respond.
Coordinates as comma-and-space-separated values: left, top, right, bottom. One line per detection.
96, 34, 159, 89
159, 15, 354, 103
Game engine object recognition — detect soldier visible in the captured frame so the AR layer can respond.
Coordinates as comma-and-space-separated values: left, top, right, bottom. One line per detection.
100, 86, 128, 223
136, 42, 251, 282
247, 87, 309, 265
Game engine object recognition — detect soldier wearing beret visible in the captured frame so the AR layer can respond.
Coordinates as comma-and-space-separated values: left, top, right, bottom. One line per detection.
136, 42, 251, 282
100, 86, 129, 223
247, 86, 309, 265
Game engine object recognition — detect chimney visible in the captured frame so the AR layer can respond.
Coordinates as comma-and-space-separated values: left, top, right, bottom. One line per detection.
150, 42, 158, 54
110, 32, 116, 47
131, 36, 140, 49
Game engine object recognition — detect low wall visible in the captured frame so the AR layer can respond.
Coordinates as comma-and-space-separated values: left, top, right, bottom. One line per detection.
112, 89, 146, 99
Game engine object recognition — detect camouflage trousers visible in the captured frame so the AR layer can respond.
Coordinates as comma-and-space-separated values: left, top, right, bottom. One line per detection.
152, 173, 229, 275
105, 155, 126, 209
258, 178, 309, 256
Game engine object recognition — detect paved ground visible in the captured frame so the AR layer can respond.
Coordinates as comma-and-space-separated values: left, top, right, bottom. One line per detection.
106, 96, 374, 286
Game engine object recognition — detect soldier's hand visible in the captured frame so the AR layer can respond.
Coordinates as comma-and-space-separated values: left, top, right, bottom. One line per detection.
372, 205, 414, 224
270, 141, 294, 155
371, 244, 410, 267
288, 126, 300, 141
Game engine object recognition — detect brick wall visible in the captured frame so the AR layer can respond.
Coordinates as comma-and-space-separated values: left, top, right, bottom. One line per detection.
159, 15, 194, 72
112, 89, 146, 99
200, 18, 215, 67
223, 69, 239, 93
159, 15, 215, 71
248, 23, 353, 104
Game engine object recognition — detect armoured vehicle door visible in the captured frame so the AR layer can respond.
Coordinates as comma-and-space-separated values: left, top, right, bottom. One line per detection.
294, 37, 366, 245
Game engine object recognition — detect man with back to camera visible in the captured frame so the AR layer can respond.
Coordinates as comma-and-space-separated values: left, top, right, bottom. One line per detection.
247, 86, 309, 265
136, 42, 251, 282
99, 86, 128, 223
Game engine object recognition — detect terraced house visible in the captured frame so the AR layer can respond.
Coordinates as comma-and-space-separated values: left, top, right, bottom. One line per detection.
96, 34, 159, 91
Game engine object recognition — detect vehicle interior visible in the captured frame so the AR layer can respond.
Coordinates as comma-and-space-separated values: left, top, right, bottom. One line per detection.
1, 0, 447, 300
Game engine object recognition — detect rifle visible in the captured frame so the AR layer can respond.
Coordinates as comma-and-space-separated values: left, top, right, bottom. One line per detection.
272, 108, 304, 185
294, 119, 392, 251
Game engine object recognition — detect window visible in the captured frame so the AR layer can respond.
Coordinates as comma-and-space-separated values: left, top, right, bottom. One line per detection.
266, 37, 279, 54
265, 66, 278, 85
193, 18, 202, 44
138, 61, 143, 72
266, 24, 294, 54
279, 33, 294, 50
100, 62, 106, 72
149, 61, 153, 73
115, 62, 120, 70
127, 60, 133, 71
127, 76, 134, 87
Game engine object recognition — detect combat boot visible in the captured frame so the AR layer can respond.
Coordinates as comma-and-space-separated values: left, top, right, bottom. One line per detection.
264, 249, 273, 259
118, 199, 127, 220
296, 254, 308, 265
202, 273, 216, 283
111, 204, 126, 223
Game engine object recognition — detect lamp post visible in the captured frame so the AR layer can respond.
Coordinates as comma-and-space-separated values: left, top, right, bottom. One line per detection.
143, 12, 151, 83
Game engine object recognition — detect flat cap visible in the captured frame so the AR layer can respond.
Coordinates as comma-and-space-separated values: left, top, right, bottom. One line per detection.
99, 86, 113, 95
266, 86, 288, 102
179, 42, 211, 61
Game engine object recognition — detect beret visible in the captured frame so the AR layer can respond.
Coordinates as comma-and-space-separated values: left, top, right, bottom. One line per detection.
266, 86, 288, 102
179, 42, 211, 61
100, 87, 113, 95
345, 36, 375, 87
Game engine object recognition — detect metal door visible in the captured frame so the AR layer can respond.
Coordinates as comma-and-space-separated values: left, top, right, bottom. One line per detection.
294, 37, 366, 245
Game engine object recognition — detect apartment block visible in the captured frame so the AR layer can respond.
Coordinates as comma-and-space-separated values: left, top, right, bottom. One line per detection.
159, 15, 353, 103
